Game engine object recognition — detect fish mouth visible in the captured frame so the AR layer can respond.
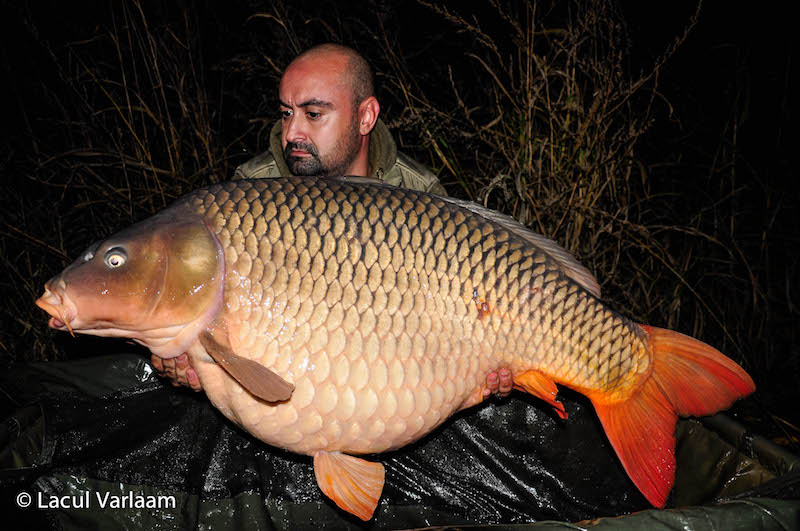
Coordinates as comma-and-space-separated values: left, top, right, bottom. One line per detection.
36, 286, 78, 337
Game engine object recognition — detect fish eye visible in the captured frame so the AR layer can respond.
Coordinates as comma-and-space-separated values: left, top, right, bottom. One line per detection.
104, 248, 127, 268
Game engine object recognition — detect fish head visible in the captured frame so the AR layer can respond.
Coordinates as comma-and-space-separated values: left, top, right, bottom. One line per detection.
36, 210, 225, 357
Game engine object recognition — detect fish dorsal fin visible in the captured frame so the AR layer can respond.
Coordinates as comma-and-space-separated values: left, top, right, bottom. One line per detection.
441, 197, 601, 298
199, 330, 294, 402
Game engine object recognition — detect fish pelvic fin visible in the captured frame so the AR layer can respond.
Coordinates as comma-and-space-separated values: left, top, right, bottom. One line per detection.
199, 331, 294, 402
590, 325, 755, 508
313, 451, 385, 521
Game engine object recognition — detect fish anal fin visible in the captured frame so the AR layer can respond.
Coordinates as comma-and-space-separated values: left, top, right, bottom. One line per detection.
590, 324, 755, 508
513, 370, 568, 420
313, 451, 385, 521
199, 331, 294, 402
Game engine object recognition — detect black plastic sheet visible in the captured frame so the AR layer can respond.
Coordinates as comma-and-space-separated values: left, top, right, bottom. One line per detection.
1, 354, 798, 530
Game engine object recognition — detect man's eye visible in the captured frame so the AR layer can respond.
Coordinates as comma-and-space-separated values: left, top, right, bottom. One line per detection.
280, 109, 292, 119
307, 111, 321, 119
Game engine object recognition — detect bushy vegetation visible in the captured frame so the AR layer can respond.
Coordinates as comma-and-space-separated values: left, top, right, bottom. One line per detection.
1, 0, 795, 445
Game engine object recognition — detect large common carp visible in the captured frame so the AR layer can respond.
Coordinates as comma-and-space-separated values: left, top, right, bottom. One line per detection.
36, 177, 754, 520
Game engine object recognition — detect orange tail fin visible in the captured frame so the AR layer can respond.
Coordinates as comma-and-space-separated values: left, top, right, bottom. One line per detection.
590, 325, 755, 508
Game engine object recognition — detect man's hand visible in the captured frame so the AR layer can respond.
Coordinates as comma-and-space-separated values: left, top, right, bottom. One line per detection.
458, 367, 514, 411
482, 368, 513, 399
151, 353, 203, 391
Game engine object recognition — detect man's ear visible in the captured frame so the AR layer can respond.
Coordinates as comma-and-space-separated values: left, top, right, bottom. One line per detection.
358, 96, 380, 136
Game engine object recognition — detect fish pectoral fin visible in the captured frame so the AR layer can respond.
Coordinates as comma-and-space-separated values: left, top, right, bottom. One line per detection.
513, 370, 568, 420
198, 331, 294, 402
313, 451, 385, 521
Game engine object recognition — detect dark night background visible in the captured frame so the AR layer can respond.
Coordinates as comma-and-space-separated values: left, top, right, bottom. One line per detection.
0, 0, 796, 486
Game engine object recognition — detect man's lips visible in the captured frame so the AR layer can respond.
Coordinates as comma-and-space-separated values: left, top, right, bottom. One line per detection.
290, 149, 311, 157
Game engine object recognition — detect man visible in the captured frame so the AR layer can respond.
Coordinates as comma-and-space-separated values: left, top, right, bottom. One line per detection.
151, 43, 511, 400
236, 43, 446, 193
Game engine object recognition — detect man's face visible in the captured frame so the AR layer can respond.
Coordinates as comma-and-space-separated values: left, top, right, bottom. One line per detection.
279, 54, 361, 177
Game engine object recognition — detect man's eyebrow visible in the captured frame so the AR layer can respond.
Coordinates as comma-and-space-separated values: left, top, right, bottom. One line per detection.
279, 98, 334, 108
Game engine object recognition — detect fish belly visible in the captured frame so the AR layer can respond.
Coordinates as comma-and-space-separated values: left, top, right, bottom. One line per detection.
195, 327, 498, 455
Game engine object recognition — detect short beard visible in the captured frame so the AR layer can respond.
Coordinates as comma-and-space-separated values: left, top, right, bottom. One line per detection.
284, 141, 324, 176
284, 115, 361, 177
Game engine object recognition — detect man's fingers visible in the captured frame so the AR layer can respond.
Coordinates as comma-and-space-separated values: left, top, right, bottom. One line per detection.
483, 368, 513, 400
151, 352, 204, 391
187, 368, 202, 392
153, 355, 181, 385
497, 368, 513, 397
162, 357, 177, 379
150, 354, 164, 374
486, 371, 499, 392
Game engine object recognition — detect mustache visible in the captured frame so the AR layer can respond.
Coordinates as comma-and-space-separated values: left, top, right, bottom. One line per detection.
285, 141, 320, 158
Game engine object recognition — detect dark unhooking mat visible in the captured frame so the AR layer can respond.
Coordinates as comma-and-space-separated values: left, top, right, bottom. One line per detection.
1, 354, 798, 530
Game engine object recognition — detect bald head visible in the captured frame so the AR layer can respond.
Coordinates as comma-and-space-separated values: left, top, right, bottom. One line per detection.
278, 44, 381, 178
287, 44, 374, 108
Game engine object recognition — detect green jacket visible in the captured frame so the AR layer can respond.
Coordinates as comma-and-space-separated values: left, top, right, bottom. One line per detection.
234, 119, 447, 195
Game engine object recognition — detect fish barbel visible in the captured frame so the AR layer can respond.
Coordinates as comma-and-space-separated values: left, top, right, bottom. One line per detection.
36, 177, 754, 520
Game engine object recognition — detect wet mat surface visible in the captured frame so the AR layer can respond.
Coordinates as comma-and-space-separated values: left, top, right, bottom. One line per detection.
1, 355, 798, 530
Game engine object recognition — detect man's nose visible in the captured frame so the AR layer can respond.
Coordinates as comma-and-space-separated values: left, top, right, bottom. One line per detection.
284, 115, 306, 143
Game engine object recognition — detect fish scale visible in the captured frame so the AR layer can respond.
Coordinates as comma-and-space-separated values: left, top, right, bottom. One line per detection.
37, 176, 754, 519
176, 178, 648, 455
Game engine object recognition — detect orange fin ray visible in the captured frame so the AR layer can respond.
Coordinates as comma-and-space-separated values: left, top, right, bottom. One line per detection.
199, 331, 294, 402
641, 325, 756, 416
591, 325, 755, 508
514, 370, 568, 420
313, 451, 385, 521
